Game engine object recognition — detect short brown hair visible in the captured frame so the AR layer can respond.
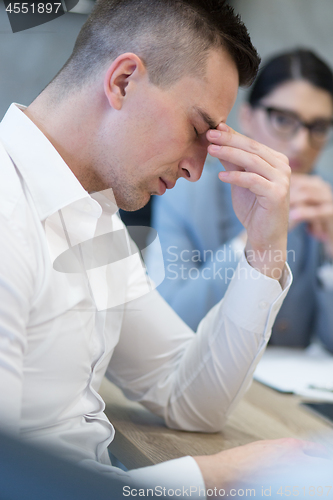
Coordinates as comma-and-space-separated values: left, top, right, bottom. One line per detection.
56, 0, 260, 90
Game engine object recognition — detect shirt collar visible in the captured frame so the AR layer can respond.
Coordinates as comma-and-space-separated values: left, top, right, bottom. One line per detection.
0, 103, 102, 221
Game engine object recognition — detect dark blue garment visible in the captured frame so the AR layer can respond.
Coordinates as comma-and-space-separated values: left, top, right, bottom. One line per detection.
0, 431, 129, 500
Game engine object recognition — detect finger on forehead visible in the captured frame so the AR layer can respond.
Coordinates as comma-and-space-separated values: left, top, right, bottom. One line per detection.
210, 125, 287, 166
208, 144, 280, 182
218, 170, 273, 199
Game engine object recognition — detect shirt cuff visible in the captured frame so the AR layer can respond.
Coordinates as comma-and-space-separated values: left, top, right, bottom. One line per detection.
222, 252, 292, 335
128, 456, 206, 497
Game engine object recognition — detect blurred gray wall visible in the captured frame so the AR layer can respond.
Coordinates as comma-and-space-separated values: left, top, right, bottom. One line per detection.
0, 3, 88, 119
228, 0, 333, 183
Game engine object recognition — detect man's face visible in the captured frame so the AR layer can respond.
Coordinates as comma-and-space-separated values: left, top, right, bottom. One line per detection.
98, 49, 239, 211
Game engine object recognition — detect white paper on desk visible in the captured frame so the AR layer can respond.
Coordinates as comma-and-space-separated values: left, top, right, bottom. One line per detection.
254, 344, 333, 401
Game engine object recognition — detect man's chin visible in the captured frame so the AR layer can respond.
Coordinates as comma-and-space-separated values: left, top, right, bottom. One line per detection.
116, 193, 151, 212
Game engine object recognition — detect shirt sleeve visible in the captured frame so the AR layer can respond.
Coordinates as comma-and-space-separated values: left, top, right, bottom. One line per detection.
106, 252, 292, 432
0, 213, 35, 434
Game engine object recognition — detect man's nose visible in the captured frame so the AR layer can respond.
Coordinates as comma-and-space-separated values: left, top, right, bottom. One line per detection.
178, 144, 208, 182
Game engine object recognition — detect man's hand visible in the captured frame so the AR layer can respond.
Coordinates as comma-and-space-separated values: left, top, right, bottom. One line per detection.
194, 438, 331, 492
289, 174, 333, 258
207, 124, 291, 280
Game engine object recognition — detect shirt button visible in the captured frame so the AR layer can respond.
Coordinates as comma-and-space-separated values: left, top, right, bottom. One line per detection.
258, 300, 268, 309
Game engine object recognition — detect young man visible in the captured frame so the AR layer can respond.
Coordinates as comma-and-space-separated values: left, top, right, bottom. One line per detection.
0, 0, 328, 493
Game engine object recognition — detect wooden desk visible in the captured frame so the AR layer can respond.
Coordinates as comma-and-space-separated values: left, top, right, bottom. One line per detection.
99, 378, 333, 471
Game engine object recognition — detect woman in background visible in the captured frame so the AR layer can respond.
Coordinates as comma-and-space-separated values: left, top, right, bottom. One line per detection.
147, 49, 333, 350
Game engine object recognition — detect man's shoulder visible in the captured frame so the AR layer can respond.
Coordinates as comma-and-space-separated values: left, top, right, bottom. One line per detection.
0, 140, 25, 220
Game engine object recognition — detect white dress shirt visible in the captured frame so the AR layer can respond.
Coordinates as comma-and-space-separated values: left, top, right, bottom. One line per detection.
0, 104, 291, 490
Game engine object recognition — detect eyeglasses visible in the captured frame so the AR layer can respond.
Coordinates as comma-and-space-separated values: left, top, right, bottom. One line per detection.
255, 104, 333, 148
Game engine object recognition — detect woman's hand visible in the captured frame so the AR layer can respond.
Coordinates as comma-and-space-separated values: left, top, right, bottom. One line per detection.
289, 173, 333, 258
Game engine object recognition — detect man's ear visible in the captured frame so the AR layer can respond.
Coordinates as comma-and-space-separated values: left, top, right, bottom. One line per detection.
238, 102, 254, 136
104, 53, 146, 110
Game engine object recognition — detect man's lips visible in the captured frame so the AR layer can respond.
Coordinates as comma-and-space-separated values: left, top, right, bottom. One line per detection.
161, 177, 176, 190
158, 177, 176, 194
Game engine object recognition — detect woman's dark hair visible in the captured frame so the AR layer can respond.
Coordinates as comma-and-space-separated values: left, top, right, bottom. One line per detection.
248, 48, 333, 106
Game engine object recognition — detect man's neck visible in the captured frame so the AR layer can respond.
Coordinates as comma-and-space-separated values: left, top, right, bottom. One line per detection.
24, 90, 97, 193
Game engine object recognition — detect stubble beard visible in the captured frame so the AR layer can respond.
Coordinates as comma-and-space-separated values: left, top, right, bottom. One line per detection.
112, 181, 151, 212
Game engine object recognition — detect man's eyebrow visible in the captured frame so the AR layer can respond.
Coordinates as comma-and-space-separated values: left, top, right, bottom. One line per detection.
194, 107, 220, 130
